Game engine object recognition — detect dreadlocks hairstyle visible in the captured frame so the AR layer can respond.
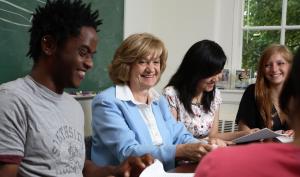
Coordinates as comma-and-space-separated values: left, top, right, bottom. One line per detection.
255, 44, 293, 128
166, 40, 226, 114
27, 0, 102, 62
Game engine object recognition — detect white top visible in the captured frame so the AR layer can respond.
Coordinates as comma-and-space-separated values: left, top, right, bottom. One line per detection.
116, 85, 163, 146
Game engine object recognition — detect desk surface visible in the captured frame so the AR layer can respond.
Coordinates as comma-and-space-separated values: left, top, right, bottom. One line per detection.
167, 138, 288, 173
168, 140, 276, 173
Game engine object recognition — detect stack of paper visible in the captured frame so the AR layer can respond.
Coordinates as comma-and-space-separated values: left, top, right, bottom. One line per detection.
139, 160, 194, 177
275, 135, 294, 143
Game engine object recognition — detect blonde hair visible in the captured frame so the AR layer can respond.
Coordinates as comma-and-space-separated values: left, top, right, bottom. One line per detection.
109, 33, 168, 85
255, 44, 293, 128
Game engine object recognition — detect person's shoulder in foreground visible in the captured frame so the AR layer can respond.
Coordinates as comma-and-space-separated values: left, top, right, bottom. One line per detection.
195, 143, 300, 177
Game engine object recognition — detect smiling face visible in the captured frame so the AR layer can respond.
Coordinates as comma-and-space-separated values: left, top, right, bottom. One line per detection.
129, 50, 162, 91
264, 52, 290, 87
196, 72, 222, 93
53, 26, 98, 90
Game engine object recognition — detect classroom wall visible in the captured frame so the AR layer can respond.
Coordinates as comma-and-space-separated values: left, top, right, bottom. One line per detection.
124, 0, 236, 92
123, 0, 241, 125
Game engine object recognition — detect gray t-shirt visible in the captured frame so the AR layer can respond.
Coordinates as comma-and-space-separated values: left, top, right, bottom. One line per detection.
0, 76, 85, 177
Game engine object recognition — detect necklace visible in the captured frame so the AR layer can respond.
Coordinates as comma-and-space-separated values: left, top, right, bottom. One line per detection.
272, 99, 281, 114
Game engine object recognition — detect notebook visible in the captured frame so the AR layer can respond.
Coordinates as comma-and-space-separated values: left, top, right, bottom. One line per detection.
232, 128, 291, 144
139, 159, 194, 177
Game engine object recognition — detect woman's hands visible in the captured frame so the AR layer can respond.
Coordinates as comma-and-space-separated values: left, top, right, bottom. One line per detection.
176, 143, 213, 161
248, 128, 260, 134
236, 128, 260, 138
283, 129, 295, 137
208, 137, 232, 147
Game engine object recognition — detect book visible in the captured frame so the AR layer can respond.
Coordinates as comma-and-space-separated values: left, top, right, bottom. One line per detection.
232, 128, 290, 144
140, 159, 194, 177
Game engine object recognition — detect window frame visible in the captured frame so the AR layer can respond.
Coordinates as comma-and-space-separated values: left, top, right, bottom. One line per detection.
231, 0, 300, 89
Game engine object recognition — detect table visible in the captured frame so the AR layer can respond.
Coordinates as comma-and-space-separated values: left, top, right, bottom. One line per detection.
167, 139, 280, 173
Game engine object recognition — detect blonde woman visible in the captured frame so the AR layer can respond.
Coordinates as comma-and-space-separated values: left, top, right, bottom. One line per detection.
91, 33, 213, 171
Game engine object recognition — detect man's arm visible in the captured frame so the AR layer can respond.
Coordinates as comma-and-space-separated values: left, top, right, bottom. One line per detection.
83, 154, 154, 177
0, 163, 19, 177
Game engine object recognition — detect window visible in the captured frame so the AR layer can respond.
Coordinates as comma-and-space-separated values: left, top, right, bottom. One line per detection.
241, 0, 300, 74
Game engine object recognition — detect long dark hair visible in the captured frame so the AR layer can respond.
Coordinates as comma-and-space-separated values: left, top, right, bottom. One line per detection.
166, 40, 226, 114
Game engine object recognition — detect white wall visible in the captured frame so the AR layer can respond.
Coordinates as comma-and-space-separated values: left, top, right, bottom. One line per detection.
124, 0, 237, 91
124, 0, 153, 35
124, 0, 242, 122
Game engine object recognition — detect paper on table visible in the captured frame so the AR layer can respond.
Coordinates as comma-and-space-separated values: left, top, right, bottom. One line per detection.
139, 159, 194, 177
276, 135, 294, 143
232, 128, 287, 144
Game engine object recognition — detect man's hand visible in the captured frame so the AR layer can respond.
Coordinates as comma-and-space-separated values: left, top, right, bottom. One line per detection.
83, 154, 154, 177
114, 154, 154, 177
0, 163, 19, 177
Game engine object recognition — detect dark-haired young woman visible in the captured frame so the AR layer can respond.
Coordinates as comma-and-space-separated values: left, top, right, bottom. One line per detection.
163, 40, 256, 144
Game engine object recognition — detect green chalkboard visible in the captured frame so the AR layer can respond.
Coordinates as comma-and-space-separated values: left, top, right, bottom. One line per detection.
0, 0, 124, 92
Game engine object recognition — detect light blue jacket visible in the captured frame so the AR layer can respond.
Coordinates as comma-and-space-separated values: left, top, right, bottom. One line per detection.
91, 86, 198, 170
